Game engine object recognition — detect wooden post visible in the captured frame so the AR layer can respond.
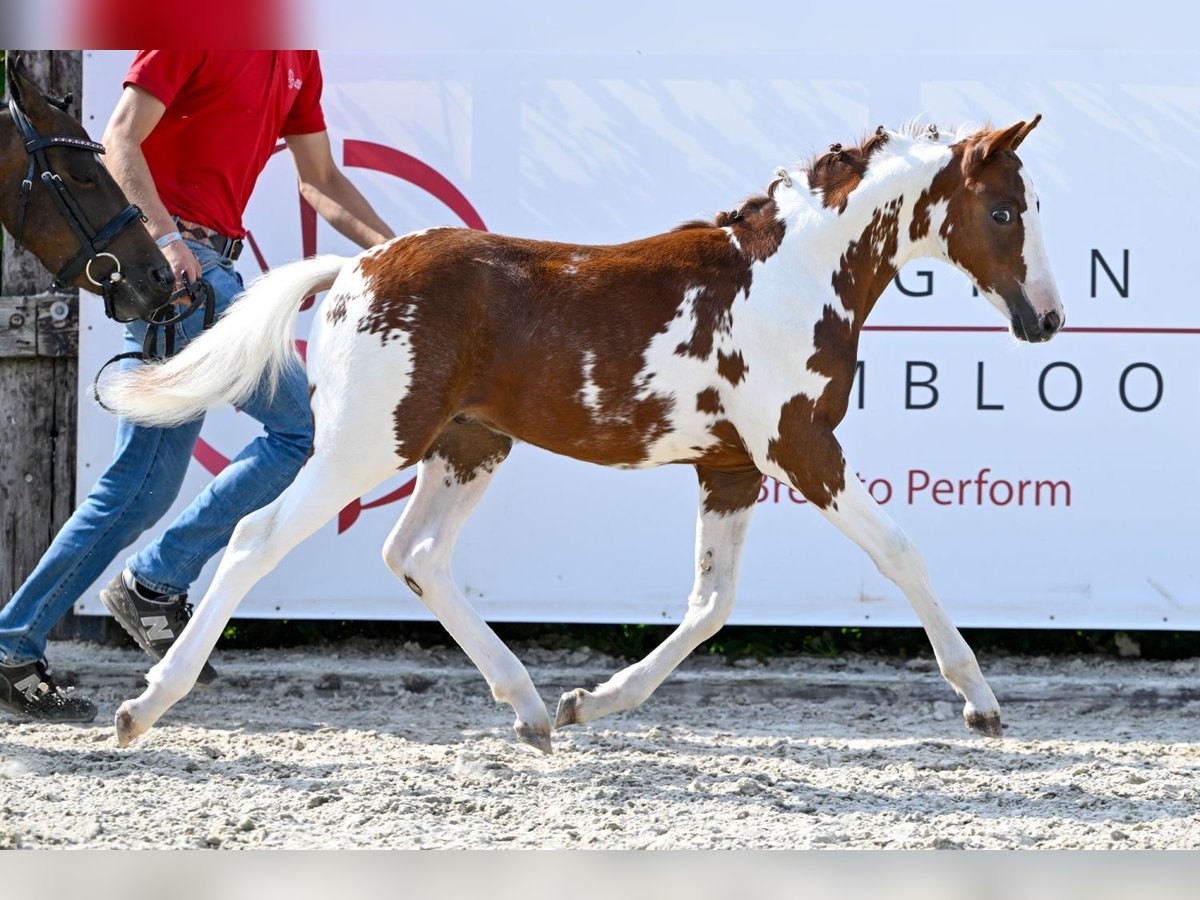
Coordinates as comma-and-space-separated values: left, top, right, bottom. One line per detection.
1, 50, 105, 641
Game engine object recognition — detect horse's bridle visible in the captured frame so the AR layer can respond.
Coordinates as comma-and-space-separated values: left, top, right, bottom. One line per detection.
9, 93, 219, 409
7, 95, 147, 317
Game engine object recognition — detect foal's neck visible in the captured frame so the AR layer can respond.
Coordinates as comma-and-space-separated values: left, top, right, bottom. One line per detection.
773, 144, 951, 328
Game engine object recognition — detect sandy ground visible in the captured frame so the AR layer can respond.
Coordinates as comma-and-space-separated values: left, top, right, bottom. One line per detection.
1, 639, 1198, 849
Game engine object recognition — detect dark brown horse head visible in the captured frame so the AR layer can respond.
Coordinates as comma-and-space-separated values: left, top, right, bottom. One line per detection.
2, 55, 173, 321
936, 115, 1064, 342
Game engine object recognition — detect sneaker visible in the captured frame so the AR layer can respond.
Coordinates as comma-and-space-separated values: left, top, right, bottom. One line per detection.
0, 658, 98, 722
98, 571, 218, 685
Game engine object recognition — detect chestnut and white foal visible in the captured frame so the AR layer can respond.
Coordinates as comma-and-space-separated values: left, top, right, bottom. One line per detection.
104, 117, 1063, 752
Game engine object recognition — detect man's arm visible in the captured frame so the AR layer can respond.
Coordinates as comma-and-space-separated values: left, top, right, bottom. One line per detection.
102, 85, 201, 285
286, 131, 395, 250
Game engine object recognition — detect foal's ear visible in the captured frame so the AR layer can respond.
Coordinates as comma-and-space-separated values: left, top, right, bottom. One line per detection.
1009, 113, 1042, 151
966, 115, 1042, 173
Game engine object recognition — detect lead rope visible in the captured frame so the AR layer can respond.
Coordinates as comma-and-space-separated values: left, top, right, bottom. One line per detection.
91, 275, 216, 413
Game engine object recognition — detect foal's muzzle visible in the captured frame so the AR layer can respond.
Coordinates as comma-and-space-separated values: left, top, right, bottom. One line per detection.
1011, 308, 1063, 343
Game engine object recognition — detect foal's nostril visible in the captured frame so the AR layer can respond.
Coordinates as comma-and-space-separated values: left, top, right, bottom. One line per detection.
152, 265, 174, 287
1042, 310, 1061, 334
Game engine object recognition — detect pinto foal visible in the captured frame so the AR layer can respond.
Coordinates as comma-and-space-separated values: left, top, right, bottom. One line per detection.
105, 117, 1062, 752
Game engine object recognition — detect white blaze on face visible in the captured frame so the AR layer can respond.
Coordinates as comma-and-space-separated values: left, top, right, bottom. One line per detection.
1017, 171, 1064, 324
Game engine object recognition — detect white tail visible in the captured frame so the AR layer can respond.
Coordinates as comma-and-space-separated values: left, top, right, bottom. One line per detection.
101, 255, 351, 427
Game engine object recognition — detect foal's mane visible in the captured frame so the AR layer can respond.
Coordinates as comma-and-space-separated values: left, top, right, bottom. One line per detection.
677, 120, 971, 229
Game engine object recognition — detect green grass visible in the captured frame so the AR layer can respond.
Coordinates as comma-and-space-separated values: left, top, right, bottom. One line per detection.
204, 619, 1200, 662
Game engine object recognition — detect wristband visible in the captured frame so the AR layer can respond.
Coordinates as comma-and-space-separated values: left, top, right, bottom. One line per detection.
155, 231, 183, 249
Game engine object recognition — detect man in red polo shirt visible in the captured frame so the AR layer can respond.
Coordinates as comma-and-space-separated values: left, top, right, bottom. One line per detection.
0, 51, 395, 721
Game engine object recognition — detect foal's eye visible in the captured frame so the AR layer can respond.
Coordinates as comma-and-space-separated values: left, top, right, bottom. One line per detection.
991, 207, 1014, 225
68, 171, 95, 185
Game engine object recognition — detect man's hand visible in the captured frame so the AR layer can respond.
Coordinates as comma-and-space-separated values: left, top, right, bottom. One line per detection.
163, 239, 202, 289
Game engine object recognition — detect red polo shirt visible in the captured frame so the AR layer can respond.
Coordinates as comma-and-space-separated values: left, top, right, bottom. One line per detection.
125, 50, 327, 239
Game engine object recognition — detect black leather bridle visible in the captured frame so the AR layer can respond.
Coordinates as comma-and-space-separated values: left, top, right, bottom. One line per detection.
7, 94, 147, 319
8, 92, 219, 411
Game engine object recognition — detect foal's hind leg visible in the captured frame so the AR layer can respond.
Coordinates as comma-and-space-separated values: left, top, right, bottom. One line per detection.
556, 467, 759, 728
115, 451, 398, 746
382, 420, 553, 753
764, 440, 1001, 736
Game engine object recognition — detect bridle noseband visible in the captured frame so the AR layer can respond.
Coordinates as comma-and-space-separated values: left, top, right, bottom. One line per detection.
7, 95, 146, 318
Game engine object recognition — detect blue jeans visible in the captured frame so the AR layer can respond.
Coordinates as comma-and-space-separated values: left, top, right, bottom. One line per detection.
0, 241, 314, 666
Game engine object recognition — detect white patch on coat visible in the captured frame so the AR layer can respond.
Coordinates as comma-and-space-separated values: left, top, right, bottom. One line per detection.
628, 286, 727, 465
308, 257, 418, 467
578, 349, 602, 415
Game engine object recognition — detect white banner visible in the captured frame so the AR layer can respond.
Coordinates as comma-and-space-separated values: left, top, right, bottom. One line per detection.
74, 45, 1200, 629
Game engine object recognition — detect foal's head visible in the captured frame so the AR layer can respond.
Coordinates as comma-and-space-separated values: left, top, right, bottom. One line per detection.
1, 56, 173, 321
923, 116, 1063, 342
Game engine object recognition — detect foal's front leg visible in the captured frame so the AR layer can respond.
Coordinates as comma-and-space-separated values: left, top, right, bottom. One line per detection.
763, 438, 1002, 736
556, 467, 759, 728
382, 422, 553, 753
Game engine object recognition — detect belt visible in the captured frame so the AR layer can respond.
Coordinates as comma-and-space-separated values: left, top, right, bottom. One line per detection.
173, 217, 244, 261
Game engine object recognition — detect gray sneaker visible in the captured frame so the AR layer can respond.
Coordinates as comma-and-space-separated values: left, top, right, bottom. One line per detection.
0, 658, 97, 722
99, 571, 218, 685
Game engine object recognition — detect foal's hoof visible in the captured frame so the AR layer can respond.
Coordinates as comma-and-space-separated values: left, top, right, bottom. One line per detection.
555, 688, 586, 728
965, 710, 1004, 737
114, 703, 142, 748
515, 722, 553, 755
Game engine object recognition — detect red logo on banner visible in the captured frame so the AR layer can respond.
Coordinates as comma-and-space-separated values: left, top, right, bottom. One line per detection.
191, 139, 487, 533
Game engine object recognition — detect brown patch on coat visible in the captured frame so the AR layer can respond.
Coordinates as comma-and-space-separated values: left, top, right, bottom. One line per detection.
669, 199, 786, 367
425, 416, 513, 484
722, 196, 788, 263
806, 129, 891, 213
325, 293, 349, 325
675, 195, 786, 263
765, 394, 846, 509
831, 198, 903, 322
764, 199, 903, 508
356, 225, 764, 468
696, 464, 762, 516
672, 283, 742, 363
691, 417, 761, 514
696, 388, 723, 415
716, 350, 747, 386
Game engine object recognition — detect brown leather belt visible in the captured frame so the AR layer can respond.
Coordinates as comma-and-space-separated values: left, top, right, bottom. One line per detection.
173, 217, 244, 261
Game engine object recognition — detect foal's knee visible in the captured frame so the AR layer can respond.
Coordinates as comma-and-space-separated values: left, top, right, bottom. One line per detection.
687, 588, 735, 641
226, 505, 284, 567
871, 528, 927, 582
382, 533, 441, 596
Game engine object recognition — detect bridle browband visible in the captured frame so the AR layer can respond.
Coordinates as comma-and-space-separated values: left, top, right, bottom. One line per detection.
7, 95, 147, 317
